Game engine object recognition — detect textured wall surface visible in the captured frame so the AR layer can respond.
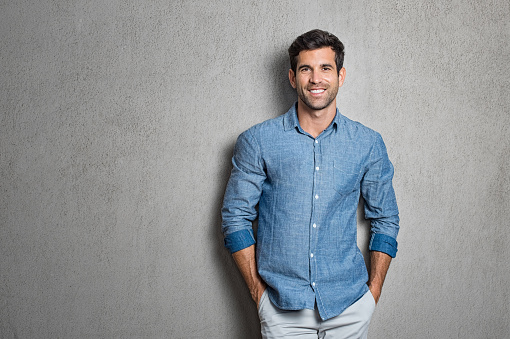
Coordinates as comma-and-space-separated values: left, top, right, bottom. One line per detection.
1, 1, 509, 338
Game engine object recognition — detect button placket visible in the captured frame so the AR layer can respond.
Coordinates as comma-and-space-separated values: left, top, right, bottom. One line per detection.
310, 137, 321, 291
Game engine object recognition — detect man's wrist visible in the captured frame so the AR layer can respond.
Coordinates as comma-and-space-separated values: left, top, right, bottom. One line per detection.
253, 283, 267, 305
368, 283, 381, 304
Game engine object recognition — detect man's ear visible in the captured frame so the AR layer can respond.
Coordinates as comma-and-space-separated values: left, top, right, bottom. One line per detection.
288, 69, 297, 89
338, 67, 346, 87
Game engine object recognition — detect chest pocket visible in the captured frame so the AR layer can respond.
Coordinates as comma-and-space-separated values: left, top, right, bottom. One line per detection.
333, 161, 361, 195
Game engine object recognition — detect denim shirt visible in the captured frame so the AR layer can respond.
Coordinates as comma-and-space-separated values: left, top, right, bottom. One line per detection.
221, 104, 399, 320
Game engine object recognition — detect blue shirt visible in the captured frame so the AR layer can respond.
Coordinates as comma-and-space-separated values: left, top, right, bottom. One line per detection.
221, 104, 399, 320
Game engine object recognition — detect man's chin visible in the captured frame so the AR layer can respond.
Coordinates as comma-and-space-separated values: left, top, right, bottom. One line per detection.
298, 92, 337, 111
302, 100, 333, 111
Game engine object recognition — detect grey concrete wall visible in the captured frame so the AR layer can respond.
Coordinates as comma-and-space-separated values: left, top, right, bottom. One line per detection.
1, 1, 509, 338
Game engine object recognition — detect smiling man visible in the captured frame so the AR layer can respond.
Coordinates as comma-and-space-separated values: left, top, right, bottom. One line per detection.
221, 29, 400, 338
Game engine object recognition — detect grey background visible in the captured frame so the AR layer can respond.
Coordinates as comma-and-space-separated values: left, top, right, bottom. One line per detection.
1, 1, 509, 338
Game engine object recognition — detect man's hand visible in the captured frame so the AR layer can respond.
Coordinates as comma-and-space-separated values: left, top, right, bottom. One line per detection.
367, 251, 392, 305
254, 285, 267, 308
368, 284, 382, 305
232, 245, 267, 307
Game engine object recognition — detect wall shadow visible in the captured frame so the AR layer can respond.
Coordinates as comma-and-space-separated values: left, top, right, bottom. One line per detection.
357, 196, 372, 271
270, 49, 296, 118
209, 48, 296, 339
209, 141, 261, 339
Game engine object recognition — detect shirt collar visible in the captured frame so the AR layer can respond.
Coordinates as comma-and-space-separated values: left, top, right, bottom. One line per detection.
283, 102, 299, 131
283, 102, 343, 132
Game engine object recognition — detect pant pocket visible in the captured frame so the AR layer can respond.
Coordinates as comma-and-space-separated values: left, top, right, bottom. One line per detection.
258, 289, 269, 313
366, 289, 376, 313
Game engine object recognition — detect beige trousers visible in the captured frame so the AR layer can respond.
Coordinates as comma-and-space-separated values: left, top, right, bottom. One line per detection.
258, 289, 376, 339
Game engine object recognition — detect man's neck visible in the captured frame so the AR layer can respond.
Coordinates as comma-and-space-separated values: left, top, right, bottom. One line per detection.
297, 101, 337, 138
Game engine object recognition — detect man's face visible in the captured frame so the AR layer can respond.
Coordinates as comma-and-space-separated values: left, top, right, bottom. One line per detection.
289, 47, 345, 112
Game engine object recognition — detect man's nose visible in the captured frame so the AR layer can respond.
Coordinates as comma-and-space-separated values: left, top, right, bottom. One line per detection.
310, 71, 322, 84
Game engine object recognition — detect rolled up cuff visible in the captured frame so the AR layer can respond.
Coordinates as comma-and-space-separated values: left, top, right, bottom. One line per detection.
224, 229, 256, 253
369, 233, 398, 258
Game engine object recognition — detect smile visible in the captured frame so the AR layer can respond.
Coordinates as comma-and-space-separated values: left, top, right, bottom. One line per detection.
309, 89, 325, 94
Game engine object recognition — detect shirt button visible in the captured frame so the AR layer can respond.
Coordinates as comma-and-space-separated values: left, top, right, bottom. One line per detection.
315, 140, 319, 144
310, 253, 314, 258
312, 282, 316, 287
315, 194, 319, 199
315, 166, 320, 171
313, 223, 317, 228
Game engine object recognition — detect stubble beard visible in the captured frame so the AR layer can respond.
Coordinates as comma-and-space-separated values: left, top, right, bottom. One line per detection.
297, 86, 338, 111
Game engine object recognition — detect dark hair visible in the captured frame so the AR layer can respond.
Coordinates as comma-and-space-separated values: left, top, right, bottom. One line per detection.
288, 29, 345, 74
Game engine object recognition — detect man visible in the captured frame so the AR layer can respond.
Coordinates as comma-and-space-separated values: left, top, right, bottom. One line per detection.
221, 29, 399, 338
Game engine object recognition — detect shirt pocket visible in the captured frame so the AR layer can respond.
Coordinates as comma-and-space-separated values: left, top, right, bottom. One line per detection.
333, 161, 361, 195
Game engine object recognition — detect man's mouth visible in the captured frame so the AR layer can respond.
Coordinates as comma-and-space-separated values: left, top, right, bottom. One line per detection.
309, 89, 325, 94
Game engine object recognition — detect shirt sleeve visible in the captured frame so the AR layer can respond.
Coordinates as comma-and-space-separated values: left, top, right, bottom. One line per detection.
361, 133, 400, 258
221, 129, 266, 253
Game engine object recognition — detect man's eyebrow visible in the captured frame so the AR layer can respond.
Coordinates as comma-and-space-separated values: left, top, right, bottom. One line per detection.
297, 63, 335, 70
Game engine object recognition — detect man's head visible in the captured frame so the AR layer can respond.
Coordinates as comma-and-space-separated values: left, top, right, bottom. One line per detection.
288, 30, 346, 112
288, 29, 345, 75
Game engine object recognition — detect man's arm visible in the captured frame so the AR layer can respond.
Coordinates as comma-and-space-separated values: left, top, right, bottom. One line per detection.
361, 133, 400, 304
232, 245, 267, 307
222, 129, 267, 305
367, 251, 392, 304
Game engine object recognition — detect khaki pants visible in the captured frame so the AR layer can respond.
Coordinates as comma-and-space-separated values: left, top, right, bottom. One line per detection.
258, 290, 376, 339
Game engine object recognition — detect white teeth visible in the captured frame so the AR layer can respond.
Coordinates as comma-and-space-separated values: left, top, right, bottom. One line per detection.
310, 89, 325, 93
